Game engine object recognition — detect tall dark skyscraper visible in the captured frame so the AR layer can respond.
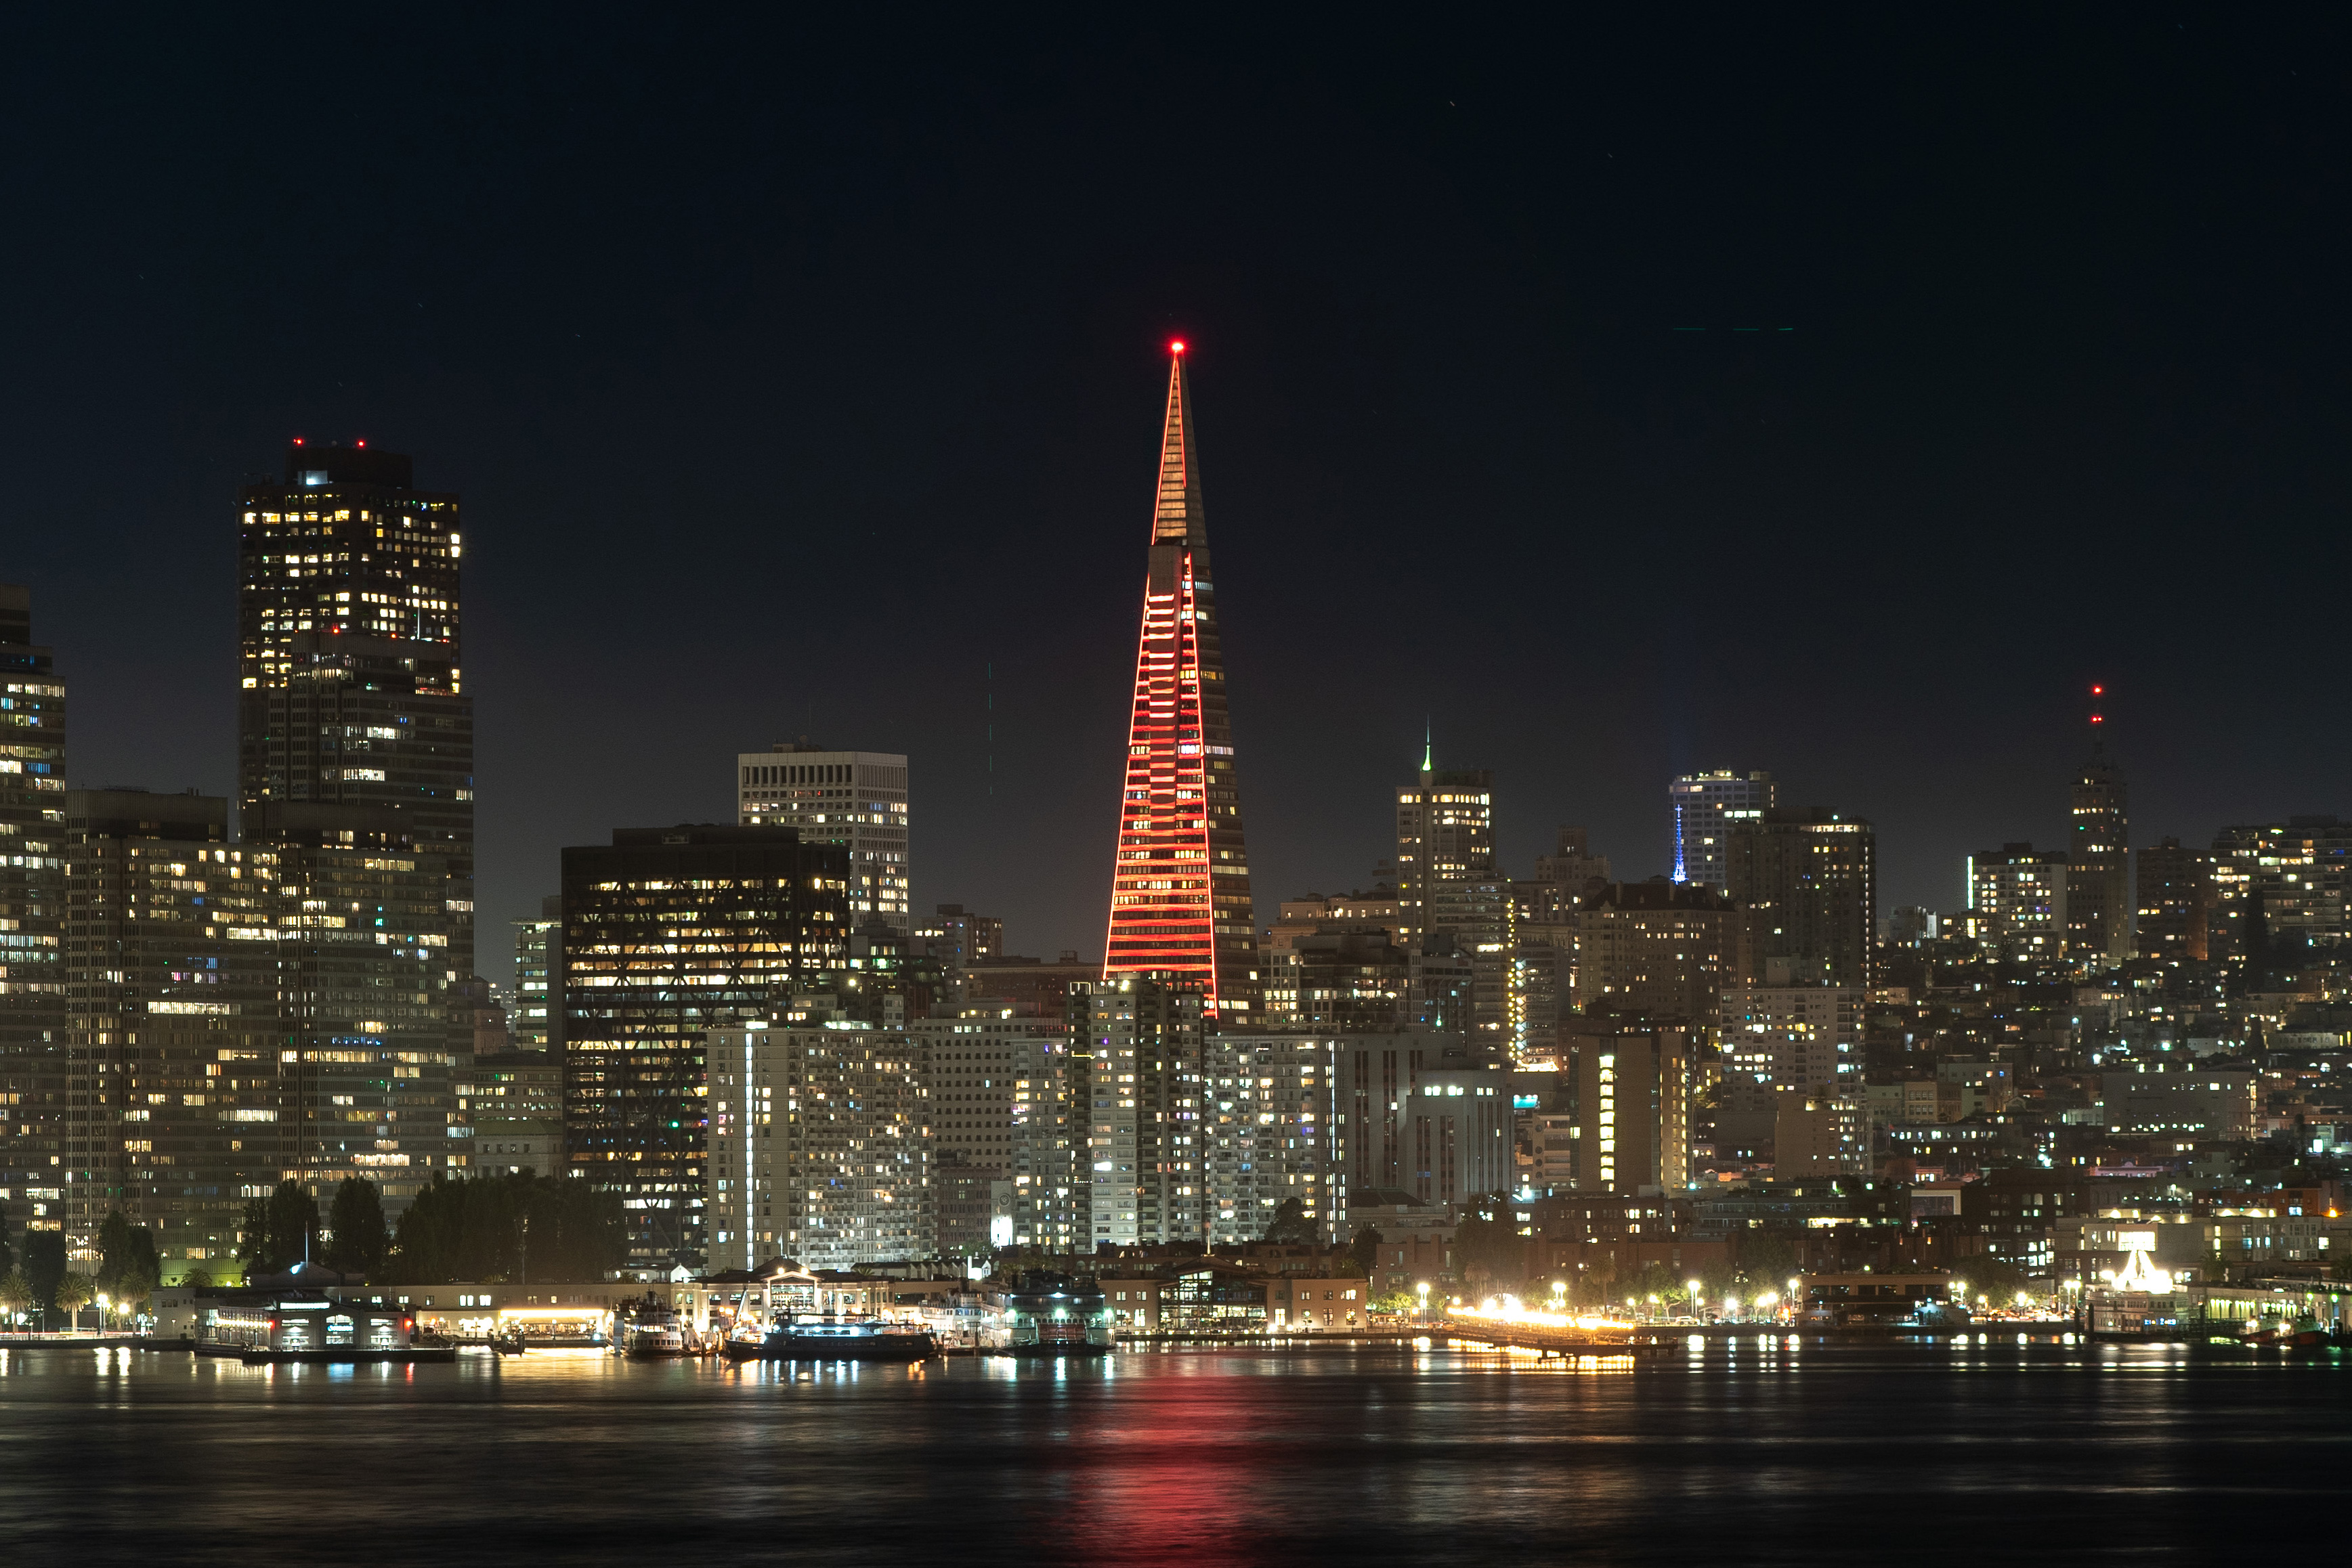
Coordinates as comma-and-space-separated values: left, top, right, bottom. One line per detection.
0, 584, 66, 1244
2068, 722, 2131, 965
1726, 809, 1877, 988
560, 825, 851, 1270
238, 443, 474, 995
1102, 345, 1260, 1024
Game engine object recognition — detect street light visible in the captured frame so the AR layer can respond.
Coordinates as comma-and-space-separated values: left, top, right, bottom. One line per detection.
1687, 1279, 1703, 1321
1416, 1281, 1431, 1321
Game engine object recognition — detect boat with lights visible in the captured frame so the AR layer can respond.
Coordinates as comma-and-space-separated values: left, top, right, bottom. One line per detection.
722, 1314, 937, 1363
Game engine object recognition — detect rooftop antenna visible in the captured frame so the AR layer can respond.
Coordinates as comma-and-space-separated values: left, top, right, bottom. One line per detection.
1421, 718, 1433, 775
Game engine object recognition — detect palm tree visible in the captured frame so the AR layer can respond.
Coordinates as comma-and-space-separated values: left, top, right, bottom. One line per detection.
0, 1270, 29, 1334
53, 1273, 95, 1334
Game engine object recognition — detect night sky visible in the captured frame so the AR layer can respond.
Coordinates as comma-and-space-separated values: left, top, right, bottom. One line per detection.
5, 11, 2347, 984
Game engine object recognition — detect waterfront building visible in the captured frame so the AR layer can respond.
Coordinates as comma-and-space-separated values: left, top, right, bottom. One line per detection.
560, 824, 851, 1270
1570, 880, 1748, 1024
736, 743, 910, 929
0, 583, 66, 1246
1567, 1020, 1690, 1194
704, 1003, 931, 1275
2135, 837, 2215, 963
1726, 809, 1877, 988
62, 789, 283, 1264
1669, 770, 1773, 890
1101, 345, 1261, 1023
2067, 744, 2132, 965
511, 896, 561, 1050
1968, 843, 2070, 961
237, 443, 475, 1006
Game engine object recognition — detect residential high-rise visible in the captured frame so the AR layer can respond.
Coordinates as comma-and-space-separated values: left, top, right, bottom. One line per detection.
704, 1000, 931, 1273
561, 824, 851, 1271
62, 789, 282, 1265
1101, 345, 1260, 1023
2208, 817, 2352, 959
2068, 742, 2131, 964
737, 743, 910, 929
1071, 976, 1207, 1246
925, 903, 1004, 978
236, 443, 475, 1014
1567, 1020, 1690, 1194
1203, 1035, 1342, 1244
1669, 770, 1774, 890
2137, 837, 2215, 963
0, 584, 66, 1246
1725, 809, 1877, 988
1967, 843, 2070, 961
511, 896, 562, 1051
1336, 1036, 1507, 1208
1717, 984, 1863, 1090
911, 1007, 1079, 1255
1570, 880, 1749, 1024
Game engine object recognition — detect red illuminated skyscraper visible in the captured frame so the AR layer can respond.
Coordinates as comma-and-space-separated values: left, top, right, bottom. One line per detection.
1102, 345, 1260, 1022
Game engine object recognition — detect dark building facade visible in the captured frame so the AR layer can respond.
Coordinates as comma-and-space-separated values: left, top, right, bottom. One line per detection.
0, 584, 66, 1246
1726, 810, 1877, 989
237, 443, 474, 1008
62, 789, 284, 1263
2067, 745, 2131, 965
560, 825, 851, 1270
2137, 836, 2215, 963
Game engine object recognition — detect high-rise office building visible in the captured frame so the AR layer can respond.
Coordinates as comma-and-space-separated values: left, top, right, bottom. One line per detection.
261, 802, 467, 1213
737, 743, 910, 928
705, 1001, 931, 1273
1071, 976, 1207, 1246
511, 896, 561, 1051
1101, 345, 1260, 1023
237, 443, 475, 1012
2068, 743, 2131, 964
62, 790, 282, 1264
1725, 810, 1877, 988
1967, 843, 2069, 961
0, 584, 66, 1246
2137, 837, 2215, 963
925, 904, 1004, 978
1669, 770, 1774, 890
561, 825, 851, 1270
1395, 747, 1496, 942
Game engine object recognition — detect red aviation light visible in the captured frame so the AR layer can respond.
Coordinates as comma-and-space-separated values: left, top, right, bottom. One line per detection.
2091, 684, 2103, 695
1169, 339, 1185, 354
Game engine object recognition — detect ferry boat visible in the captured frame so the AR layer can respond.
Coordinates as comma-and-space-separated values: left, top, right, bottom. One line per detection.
722, 1314, 936, 1363
623, 1302, 701, 1359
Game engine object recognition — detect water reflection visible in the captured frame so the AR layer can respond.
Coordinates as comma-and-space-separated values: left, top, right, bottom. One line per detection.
0, 1342, 2339, 1565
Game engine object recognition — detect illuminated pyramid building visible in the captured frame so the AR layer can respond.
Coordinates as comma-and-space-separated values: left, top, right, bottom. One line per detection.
1101, 343, 1260, 1023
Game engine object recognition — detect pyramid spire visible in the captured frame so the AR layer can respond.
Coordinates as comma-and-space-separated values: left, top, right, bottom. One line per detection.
1151, 343, 1205, 546
1103, 341, 1258, 1023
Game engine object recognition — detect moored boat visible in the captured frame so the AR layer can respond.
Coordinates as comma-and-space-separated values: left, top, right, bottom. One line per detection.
723, 1315, 936, 1363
